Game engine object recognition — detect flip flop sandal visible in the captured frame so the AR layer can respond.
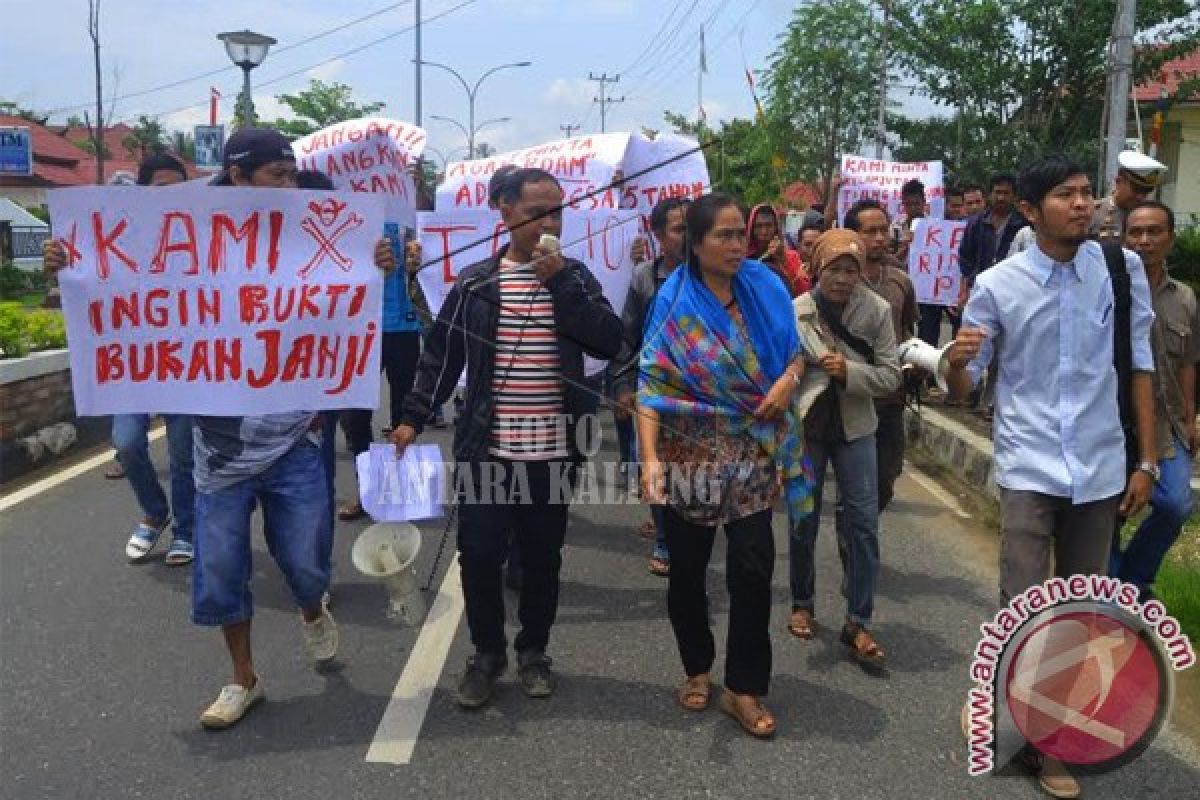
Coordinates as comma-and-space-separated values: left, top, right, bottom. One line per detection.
648, 557, 670, 577
841, 622, 886, 669
635, 520, 657, 539
788, 609, 816, 640
677, 677, 711, 712
337, 502, 367, 521
718, 691, 776, 739
125, 519, 169, 562
164, 539, 194, 566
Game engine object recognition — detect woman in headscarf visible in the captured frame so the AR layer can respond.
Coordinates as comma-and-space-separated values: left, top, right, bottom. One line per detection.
636, 192, 815, 739
746, 203, 810, 297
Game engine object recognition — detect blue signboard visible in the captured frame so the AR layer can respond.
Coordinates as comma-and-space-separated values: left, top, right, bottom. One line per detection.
0, 127, 33, 176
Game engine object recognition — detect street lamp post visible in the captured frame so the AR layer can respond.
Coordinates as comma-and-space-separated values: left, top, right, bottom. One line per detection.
217, 29, 277, 128
416, 59, 530, 157
431, 114, 511, 156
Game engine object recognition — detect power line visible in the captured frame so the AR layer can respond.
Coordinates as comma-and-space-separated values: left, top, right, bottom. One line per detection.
43, 1, 415, 117
116, 0, 477, 125
560, 122, 581, 138
616, 0, 687, 77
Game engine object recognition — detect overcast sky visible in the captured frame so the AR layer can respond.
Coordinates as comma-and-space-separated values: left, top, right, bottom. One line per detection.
2, 0, 936, 162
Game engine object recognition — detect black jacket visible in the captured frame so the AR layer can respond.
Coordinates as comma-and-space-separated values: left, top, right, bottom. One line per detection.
958, 208, 1028, 284
399, 245, 624, 464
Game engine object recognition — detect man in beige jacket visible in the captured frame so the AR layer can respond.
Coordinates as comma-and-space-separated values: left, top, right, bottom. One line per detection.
787, 229, 901, 670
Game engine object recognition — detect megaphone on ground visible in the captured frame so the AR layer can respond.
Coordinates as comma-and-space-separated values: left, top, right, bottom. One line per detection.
897, 337, 952, 392
351, 522, 425, 626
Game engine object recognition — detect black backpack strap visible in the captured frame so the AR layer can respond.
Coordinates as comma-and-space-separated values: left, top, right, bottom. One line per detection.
1101, 242, 1136, 469
812, 289, 876, 364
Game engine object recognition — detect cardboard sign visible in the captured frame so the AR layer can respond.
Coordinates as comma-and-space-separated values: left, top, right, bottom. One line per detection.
907, 218, 967, 306
293, 117, 426, 229
49, 185, 386, 415
837, 156, 945, 223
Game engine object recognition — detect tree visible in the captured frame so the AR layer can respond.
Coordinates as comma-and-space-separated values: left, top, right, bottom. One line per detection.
269, 80, 386, 138
664, 111, 778, 204
0, 101, 50, 125
763, 0, 883, 204
122, 115, 167, 158
889, 0, 1200, 182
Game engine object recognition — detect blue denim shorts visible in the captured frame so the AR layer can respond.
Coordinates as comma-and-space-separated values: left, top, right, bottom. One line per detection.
192, 440, 332, 626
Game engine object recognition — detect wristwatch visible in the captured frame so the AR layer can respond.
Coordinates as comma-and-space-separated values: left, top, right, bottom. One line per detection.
1136, 461, 1161, 482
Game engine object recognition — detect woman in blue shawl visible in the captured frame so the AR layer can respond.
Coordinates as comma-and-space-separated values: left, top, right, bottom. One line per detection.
636, 193, 814, 738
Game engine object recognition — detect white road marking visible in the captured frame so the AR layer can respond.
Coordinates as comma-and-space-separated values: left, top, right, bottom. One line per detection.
365, 560, 464, 765
904, 460, 973, 519
0, 426, 165, 513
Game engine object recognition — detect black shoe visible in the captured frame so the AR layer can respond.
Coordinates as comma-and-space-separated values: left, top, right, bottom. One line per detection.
455, 652, 507, 709
517, 650, 555, 698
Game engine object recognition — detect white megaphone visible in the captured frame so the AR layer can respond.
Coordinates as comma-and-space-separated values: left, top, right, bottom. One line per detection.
351, 522, 425, 626
897, 337, 953, 392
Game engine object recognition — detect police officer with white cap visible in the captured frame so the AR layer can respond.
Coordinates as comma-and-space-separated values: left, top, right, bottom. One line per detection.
1091, 150, 1168, 241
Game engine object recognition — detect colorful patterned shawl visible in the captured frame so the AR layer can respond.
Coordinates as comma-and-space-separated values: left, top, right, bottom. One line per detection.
638, 259, 815, 523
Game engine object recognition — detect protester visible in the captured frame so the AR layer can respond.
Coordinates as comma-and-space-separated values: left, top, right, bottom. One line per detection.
891, 178, 926, 264
1090, 151, 1168, 242
787, 229, 900, 668
611, 196, 691, 577
746, 203, 810, 297
43, 152, 196, 566
843, 199, 918, 511
796, 220, 823, 274
638, 192, 814, 738
391, 167, 623, 708
1111, 200, 1196, 601
946, 155, 1156, 799
961, 183, 986, 218
957, 173, 1029, 415
945, 185, 966, 221
188, 129, 396, 729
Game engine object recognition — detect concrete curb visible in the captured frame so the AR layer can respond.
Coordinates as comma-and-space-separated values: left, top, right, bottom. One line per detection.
905, 405, 1200, 495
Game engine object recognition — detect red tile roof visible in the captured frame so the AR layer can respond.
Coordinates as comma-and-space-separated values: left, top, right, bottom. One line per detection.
0, 115, 197, 188
1135, 49, 1200, 102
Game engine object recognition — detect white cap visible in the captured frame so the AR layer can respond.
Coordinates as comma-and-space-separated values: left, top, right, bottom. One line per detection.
1117, 151, 1167, 188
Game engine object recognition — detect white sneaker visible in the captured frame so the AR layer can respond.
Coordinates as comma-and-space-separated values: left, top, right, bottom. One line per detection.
200, 679, 264, 729
303, 608, 339, 664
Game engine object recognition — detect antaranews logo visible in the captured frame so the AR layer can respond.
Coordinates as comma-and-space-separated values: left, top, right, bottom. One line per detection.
965, 574, 1195, 776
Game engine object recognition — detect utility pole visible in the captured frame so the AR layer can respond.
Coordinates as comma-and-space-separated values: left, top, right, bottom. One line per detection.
414, 0, 422, 126
875, 0, 890, 159
698, 25, 707, 132
560, 123, 580, 139
588, 72, 624, 133
1104, 0, 1137, 190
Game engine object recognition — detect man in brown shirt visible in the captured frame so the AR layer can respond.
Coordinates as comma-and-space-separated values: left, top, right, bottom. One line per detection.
844, 199, 919, 511
1112, 200, 1198, 600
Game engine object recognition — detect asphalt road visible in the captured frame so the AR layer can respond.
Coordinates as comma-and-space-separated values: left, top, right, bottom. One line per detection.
1, 415, 1197, 800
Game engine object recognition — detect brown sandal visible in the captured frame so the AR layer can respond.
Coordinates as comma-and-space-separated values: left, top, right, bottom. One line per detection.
337, 502, 367, 521
677, 675, 711, 711
635, 520, 657, 539
788, 609, 815, 639
718, 690, 776, 738
841, 622, 886, 668
648, 557, 670, 577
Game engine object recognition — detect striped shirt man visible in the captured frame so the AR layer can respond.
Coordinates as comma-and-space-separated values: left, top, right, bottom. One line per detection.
489, 259, 568, 460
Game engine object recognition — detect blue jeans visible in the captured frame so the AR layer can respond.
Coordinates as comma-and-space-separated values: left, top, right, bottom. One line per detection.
1112, 434, 1194, 593
191, 441, 332, 626
789, 433, 880, 626
112, 413, 194, 543
318, 412, 339, 574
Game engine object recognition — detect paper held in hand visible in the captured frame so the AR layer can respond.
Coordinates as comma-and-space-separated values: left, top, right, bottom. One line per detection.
355, 443, 445, 522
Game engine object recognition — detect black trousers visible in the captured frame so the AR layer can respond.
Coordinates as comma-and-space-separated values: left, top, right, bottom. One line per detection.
875, 402, 906, 512
663, 506, 774, 696
456, 460, 576, 656
340, 331, 421, 455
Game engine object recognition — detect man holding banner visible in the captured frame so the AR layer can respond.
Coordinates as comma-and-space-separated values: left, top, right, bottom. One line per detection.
391, 167, 623, 709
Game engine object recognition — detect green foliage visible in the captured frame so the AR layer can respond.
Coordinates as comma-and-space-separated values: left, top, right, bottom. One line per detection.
270, 80, 386, 138
122, 115, 167, 158
763, 0, 882, 197
888, 0, 1200, 181
664, 112, 777, 205
0, 262, 47, 300
76, 137, 111, 159
0, 303, 65, 358
1168, 224, 1200, 284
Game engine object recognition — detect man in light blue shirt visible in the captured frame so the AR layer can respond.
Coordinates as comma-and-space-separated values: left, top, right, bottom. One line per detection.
945, 155, 1157, 800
